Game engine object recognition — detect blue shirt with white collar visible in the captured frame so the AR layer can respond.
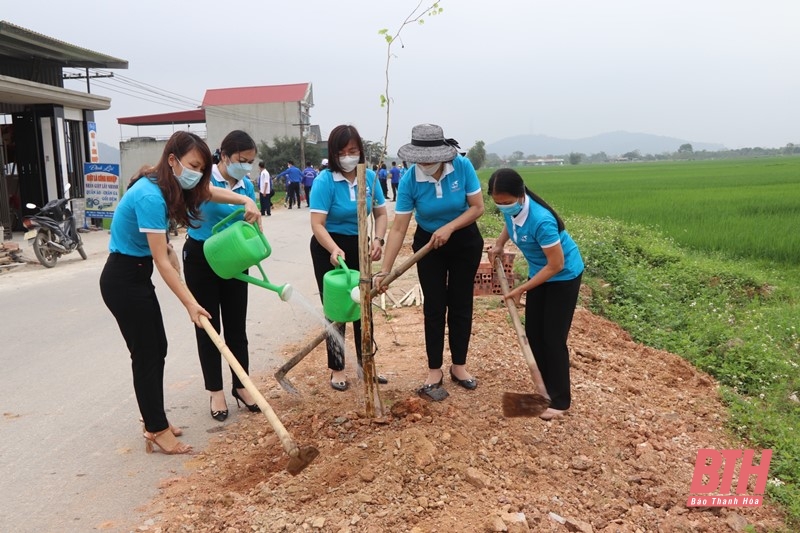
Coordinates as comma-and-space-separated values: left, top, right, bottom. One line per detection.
187, 164, 257, 241
503, 195, 584, 282
109, 177, 168, 257
395, 155, 482, 233
309, 168, 385, 235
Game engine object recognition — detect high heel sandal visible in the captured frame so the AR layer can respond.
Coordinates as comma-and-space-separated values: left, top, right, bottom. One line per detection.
210, 397, 228, 421
139, 418, 183, 436
232, 388, 261, 413
143, 428, 193, 455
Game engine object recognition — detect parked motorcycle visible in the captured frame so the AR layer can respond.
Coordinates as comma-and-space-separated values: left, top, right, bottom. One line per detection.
23, 195, 87, 268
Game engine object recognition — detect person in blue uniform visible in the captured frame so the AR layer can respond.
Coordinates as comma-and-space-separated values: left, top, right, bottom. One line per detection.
182, 130, 262, 422
309, 124, 388, 391
99, 131, 259, 455
276, 161, 303, 209
389, 161, 401, 201
487, 168, 584, 420
377, 124, 485, 401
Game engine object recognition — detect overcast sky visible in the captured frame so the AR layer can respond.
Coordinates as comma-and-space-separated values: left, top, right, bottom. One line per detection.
7, 0, 800, 152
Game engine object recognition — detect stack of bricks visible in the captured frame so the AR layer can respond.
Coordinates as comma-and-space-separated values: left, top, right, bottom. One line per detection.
473, 252, 516, 296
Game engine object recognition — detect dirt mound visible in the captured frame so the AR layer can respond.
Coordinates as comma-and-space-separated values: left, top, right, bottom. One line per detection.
138, 299, 786, 532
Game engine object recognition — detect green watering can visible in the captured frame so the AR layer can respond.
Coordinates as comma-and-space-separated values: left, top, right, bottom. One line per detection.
203, 209, 292, 302
323, 256, 361, 323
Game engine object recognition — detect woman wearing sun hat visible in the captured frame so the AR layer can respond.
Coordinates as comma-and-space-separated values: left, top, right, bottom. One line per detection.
376, 124, 485, 401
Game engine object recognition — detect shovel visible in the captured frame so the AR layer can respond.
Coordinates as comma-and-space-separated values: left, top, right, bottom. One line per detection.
198, 314, 319, 475
274, 243, 433, 393
493, 257, 551, 417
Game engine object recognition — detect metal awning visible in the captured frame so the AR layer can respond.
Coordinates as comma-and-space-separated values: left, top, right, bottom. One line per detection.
0, 20, 128, 69
0, 74, 111, 110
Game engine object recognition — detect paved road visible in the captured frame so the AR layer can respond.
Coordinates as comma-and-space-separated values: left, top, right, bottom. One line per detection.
0, 207, 324, 532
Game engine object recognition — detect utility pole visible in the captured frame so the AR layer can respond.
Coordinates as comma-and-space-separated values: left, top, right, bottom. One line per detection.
63, 69, 114, 93
292, 102, 306, 169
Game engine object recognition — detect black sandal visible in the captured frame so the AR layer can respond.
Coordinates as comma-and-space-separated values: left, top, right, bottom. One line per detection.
330, 372, 348, 392
417, 372, 448, 401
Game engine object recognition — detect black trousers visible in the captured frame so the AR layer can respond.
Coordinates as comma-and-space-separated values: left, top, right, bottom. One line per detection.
287, 182, 301, 208
391, 183, 398, 200
259, 193, 271, 215
183, 237, 250, 392
379, 179, 388, 198
100, 253, 170, 434
413, 223, 483, 369
525, 273, 583, 410
310, 233, 370, 371
304, 185, 312, 206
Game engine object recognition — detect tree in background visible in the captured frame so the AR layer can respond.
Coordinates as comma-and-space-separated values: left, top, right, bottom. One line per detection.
467, 140, 486, 170
259, 137, 323, 186
569, 152, 582, 165
678, 143, 694, 154
485, 153, 503, 168
363, 140, 386, 167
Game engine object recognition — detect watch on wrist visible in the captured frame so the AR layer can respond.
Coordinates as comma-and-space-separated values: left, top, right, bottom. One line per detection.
375, 237, 385, 246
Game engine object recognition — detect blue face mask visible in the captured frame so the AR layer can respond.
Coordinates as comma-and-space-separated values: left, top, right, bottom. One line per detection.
226, 158, 253, 181
172, 156, 203, 189
496, 201, 523, 217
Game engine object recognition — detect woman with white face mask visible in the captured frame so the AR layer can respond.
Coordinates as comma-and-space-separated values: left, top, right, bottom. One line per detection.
183, 130, 262, 421
376, 124, 485, 401
309, 124, 389, 391
100, 131, 259, 455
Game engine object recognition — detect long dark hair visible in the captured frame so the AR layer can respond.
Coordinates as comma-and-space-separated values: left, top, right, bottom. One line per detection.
326, 125, 365, 174
130, 131, 212, 227
219, 129, 256, 159
487, 168, 565, 232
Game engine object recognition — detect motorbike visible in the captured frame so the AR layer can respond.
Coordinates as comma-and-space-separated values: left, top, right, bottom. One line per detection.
22, 194, 87, 268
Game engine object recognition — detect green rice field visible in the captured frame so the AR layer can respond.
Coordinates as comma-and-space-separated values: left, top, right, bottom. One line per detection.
482, 158, 800, 265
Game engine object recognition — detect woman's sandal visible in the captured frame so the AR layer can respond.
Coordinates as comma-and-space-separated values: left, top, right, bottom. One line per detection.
143, 428, 193, 455
139, 418, 183, 437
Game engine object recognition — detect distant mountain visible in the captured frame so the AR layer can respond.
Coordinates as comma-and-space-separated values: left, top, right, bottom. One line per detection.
485, 131, 725, 157
98, 142, 120, 164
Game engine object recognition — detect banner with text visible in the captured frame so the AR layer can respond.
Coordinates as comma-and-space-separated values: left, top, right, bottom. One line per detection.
84, 163, 120, 219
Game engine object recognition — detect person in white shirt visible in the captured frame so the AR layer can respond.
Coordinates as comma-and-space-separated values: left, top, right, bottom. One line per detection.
258, 161, 272, 216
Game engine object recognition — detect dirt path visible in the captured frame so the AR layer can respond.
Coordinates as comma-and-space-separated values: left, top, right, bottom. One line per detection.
133, 242, 787, 533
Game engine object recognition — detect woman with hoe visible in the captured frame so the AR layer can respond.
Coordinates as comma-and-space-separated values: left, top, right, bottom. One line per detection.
487, 168, 584, 420
100, 131, 259, 455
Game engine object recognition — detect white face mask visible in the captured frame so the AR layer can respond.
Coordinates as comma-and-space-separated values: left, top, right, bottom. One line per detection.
338, 155, 360, 173
418, 162, 442, 176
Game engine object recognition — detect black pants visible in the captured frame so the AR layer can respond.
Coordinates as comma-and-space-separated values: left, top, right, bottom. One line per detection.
183, 237, 250, 392
100, 253, 170, 434
287, 182, 301, 208
260, 193, 271, 215
310, 233, 370, 371
379, 179, 388, 198
525, 273, 583, 410
304, 185, 312, 206
391, 183, 398, 200
413, 223, 483, 369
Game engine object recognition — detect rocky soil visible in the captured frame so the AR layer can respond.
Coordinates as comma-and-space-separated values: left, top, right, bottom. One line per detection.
132, 242, 787, 533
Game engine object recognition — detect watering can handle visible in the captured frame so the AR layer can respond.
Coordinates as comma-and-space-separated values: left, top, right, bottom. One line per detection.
337, 255, 349, 272
211, 207, 270, 250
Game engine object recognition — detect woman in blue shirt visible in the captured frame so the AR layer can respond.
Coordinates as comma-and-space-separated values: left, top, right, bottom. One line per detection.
487, 168, 584, 420
183, 130, 261, 422
309, 124, 388, 391
99, 131, 259, 455
377, 124, 485, 401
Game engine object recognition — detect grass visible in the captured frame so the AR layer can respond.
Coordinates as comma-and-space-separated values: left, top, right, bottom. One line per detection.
477, 157, 800, 527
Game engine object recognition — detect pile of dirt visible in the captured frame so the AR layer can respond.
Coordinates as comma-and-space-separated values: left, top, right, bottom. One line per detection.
134, 245, 787, 533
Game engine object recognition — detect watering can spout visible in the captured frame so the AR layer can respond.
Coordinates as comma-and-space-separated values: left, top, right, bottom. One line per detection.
278, 284, 293, 302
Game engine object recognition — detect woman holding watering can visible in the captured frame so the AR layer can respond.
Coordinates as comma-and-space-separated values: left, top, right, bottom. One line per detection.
100, 131, 259, 455
487, 168, 584, 420
376, 124, 485, 402
183, 130, 262, 422
309, 124, 388, 391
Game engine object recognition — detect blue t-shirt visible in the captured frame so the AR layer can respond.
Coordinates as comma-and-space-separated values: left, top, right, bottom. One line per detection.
302, 167, 317, 187
378, 168, 388, 181
188, 166, 257, 242
389, 166, 401, 184
395, 155, 482, 233
276, 166, 303, 183
503, 195, 584, 282
309, 168, 385, 235
108, 177, 168, 257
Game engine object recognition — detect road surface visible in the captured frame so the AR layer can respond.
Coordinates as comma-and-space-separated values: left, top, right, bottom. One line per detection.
0, 207, 324, 532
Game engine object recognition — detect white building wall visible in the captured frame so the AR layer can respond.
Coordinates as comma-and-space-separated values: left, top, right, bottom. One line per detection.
120, 138, 168, 188
205, 102, 300, 150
